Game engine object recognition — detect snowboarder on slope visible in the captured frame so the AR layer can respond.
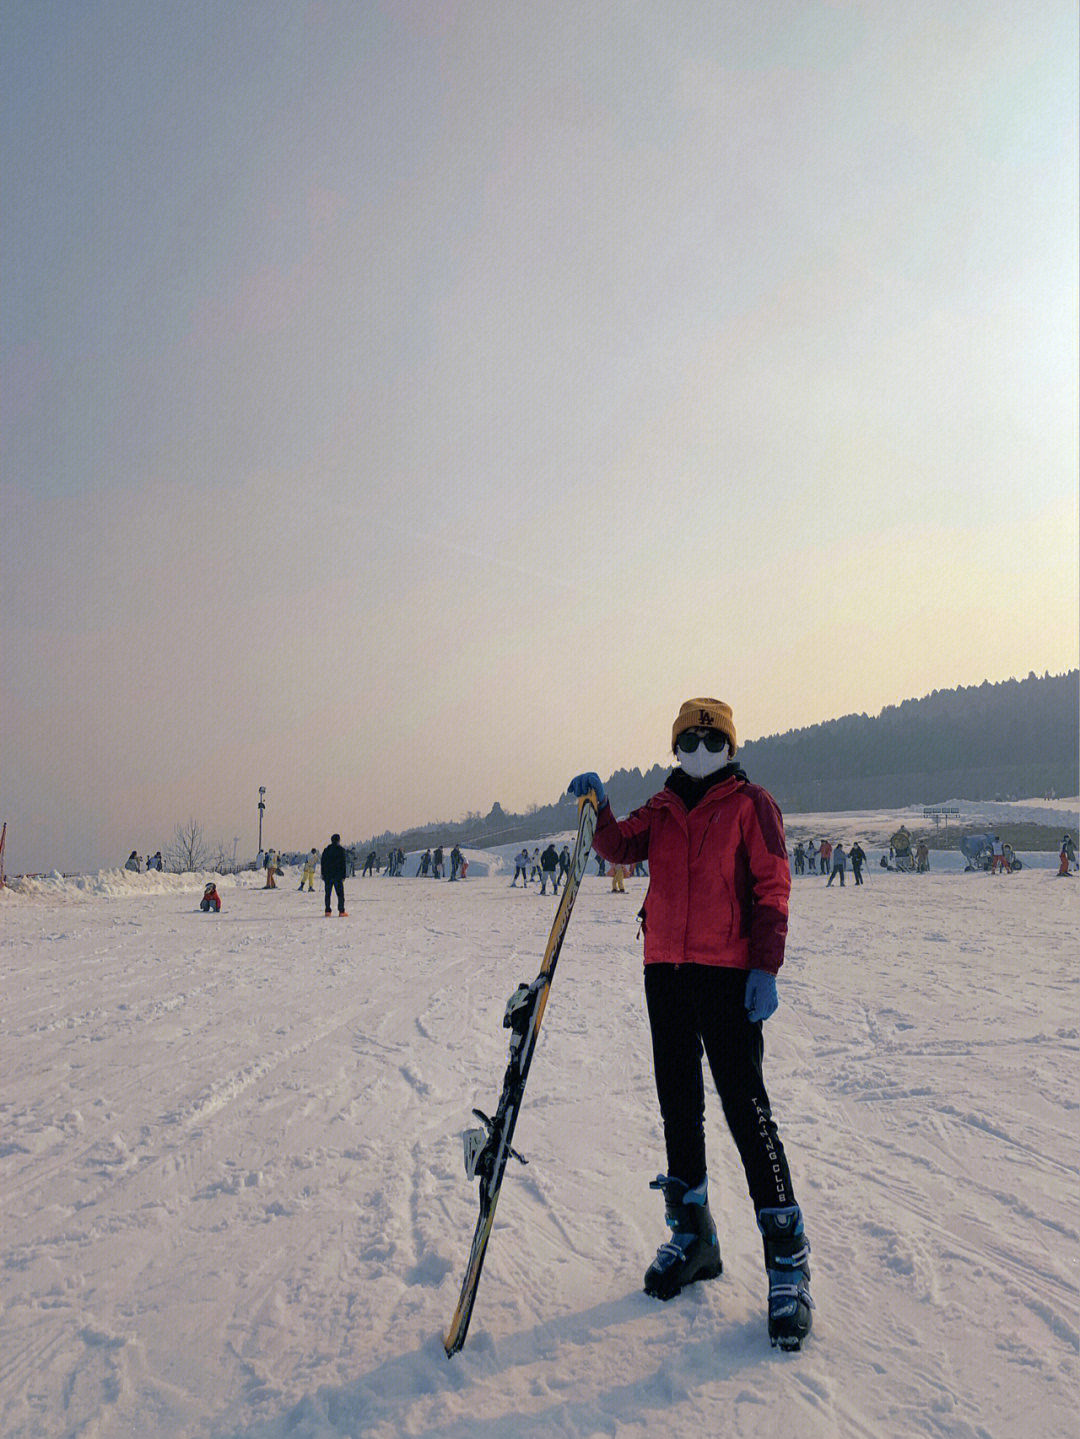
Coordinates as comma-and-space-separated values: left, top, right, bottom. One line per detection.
299, 849, 318, 891
569, 696, 812, 1350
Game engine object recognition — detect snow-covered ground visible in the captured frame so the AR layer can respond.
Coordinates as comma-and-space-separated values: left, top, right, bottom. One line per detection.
2, 802, 1077, 1439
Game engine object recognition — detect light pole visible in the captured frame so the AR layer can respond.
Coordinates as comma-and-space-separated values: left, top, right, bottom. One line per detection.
232, 837, 240, 873
258, 788, 266, 853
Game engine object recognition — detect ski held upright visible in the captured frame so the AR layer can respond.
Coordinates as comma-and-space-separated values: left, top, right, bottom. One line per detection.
442, 790, 599, 1357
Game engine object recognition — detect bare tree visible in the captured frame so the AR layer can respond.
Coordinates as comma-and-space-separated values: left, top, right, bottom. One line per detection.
167, 818, 211, 873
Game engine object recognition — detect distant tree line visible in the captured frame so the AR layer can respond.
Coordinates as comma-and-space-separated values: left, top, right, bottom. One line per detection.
355, 671, 1078, 853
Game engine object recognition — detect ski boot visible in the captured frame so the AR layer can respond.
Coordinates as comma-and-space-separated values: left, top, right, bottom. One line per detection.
643, 1175, 723, 1300
757, 1204, 814, 1349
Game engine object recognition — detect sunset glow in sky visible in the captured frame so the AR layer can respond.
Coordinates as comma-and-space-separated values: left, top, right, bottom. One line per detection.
3, 1, 1077, 874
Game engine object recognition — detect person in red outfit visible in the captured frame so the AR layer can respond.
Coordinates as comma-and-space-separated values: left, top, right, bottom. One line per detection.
568, 697, 812, 1350
200, 883, 221, 913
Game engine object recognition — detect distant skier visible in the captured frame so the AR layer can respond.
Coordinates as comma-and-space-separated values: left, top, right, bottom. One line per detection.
849, 842, 867, 885
200, 882, 222, 913
449, 845, 463, 880
826, 843, 846, 886
510, 848, 529, 887
299, 849, 318, 892
806, 841, 817, 874
569, 695, 812, 1350
990, 836, 1010, 875
321, 833, 348, 916
539, 842, 559, 895
915, 840, 930, 873
416, 849, 431, 877
264, 848, 277, 889
124, 851, 141, 873
819, 839, 832, 879
1062, 834, 1076, 872
362, 850, 377, 877
793, 842, 805, 875
558, 846, 571, 884
433, 846, 444, 879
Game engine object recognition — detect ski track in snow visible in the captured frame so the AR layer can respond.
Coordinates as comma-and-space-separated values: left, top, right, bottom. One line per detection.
1, 841, 1077, 1439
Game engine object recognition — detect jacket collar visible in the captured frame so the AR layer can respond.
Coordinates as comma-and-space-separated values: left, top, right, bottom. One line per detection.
663, 763, 747, 812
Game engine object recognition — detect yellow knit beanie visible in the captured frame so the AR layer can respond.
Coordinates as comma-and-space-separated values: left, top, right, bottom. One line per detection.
671, 698, 737, 755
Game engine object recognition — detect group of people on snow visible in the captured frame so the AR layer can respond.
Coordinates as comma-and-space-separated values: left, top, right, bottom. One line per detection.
124, 850, 164, 873
254, 836, 349, 913
510, 843, 572, 893
255, 848, 283, 888
790, 839, 868, 884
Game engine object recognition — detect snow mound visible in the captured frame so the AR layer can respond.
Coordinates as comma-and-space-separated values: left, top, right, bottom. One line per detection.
2, 868, 240, 904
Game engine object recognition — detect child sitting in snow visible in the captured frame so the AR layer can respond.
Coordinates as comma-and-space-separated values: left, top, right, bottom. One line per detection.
200, 883, 222, 913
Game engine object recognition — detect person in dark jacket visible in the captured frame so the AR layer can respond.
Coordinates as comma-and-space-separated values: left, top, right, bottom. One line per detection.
849, 842, 867, 885
826, 843, 847, 886
539, 842, 559, 895
321, 833, 348, 916
569, 696, 812, 1351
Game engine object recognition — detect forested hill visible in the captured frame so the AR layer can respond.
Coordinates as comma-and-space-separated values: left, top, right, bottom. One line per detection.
360, 671, 1078, 853
703, 669, 1078, 814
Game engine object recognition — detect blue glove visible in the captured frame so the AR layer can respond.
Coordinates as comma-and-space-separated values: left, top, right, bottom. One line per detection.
745, 970, 779, 1023
567, 772, 606, 807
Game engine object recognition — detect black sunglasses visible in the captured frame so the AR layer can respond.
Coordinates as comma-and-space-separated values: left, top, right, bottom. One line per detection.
675, 729, 728, 754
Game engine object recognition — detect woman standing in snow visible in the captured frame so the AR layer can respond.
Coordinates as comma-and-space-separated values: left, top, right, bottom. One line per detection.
568, 697, 812, 1350
510, 848, 530, 887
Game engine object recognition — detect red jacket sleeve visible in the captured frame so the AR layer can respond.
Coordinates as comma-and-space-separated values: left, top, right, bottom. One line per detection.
743, 787, 790, 974
591, 800, 654, 865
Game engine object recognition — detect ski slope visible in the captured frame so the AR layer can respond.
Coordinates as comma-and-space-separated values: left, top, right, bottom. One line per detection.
1, 807, 1077, 1439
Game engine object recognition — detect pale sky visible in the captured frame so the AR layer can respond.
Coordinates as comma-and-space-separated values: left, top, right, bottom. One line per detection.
3, 1, 1077, 875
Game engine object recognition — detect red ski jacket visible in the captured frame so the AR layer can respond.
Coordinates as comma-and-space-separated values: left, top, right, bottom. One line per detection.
591, 773, 790, 974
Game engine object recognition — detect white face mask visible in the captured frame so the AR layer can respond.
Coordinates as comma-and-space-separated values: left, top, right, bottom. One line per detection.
677, 738, 731, 780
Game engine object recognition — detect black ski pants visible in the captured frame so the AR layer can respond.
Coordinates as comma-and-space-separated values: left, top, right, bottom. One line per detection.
324, 878, 345, 912
644, 963, 796, 1214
